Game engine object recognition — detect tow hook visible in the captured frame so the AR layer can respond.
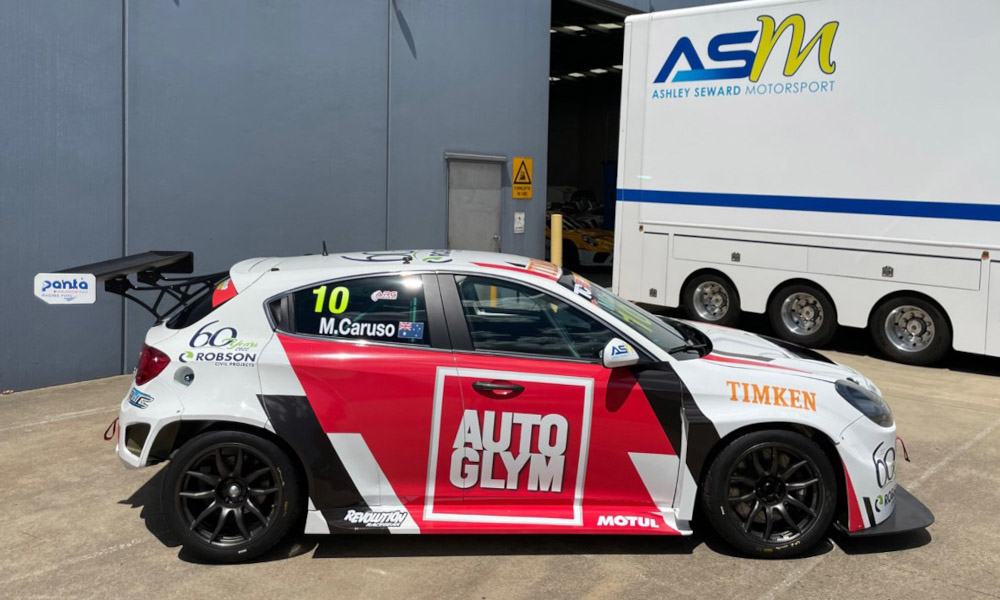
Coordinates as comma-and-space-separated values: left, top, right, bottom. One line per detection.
896, 435, 911, 462
104, 417, 119, 442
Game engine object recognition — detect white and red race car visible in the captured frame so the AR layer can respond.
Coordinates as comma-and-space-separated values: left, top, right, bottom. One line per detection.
39, 249, 932, 562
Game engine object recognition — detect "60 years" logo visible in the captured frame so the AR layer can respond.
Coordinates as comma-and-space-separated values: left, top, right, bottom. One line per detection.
872, 441, 896, 489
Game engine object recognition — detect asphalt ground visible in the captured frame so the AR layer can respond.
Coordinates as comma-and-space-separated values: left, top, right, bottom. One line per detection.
3, 302, 1000, 599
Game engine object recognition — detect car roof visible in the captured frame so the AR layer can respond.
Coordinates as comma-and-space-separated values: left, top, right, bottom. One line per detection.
229, 249, 566, 292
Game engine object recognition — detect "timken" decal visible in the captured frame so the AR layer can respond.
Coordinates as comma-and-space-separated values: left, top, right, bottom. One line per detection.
725, 381, 817, 411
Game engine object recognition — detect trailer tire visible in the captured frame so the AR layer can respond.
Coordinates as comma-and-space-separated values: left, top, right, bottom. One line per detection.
682, 273, 741, 326
870, 296, 951, 366
768, 283, 837, 348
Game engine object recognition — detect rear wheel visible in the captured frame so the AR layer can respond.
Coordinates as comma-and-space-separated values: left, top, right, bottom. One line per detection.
702, 430, 836, 558
682, 273, 741, 326
161, 430, 302, 563
870, 296, 951, 365
562, 240, 580, 268
768, 283, 837, 347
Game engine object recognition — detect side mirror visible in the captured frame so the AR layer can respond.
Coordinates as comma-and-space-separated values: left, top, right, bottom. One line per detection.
602, 337, 639, 369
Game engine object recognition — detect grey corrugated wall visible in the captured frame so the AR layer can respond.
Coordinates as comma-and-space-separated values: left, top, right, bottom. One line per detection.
0, 0, 553, 390
0, 1, 124, 391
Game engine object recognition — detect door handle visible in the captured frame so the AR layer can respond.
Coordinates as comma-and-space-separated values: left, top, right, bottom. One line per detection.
472, 380, 524, 397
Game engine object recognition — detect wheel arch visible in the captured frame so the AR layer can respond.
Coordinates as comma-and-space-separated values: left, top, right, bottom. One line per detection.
148, 420, 307, 489
695, 421, 847, 530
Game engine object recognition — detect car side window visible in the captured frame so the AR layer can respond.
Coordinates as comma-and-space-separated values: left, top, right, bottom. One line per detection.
285, 275, 431, 345
455, 275, 614, 360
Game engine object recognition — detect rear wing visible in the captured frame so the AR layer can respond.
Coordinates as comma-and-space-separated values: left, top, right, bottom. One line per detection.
34, 251, 227, 321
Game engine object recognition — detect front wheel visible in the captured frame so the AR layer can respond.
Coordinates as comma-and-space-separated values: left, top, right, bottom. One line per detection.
701, 430, 837, 558
161, 430, 303, 563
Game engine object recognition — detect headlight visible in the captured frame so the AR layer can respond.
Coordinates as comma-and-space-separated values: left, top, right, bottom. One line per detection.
581, 235, 597, 246
835, 379, 893, 427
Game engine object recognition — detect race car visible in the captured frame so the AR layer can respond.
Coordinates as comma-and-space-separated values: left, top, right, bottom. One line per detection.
545, 213, 615, 268
38, 249, 932, 563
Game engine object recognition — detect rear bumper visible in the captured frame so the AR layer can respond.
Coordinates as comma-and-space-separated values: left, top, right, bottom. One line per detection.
841, 485, 934, 537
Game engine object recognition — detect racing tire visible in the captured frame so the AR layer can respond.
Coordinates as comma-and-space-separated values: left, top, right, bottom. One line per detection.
682, 273, 741, 326
562, 240, 580, 269
701, 430, 837, 559
869, 296, 951, 366
768, 283, 838, 348
161, 430, 303, 564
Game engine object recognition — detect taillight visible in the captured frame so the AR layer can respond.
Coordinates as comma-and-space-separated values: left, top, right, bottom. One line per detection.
135, 344, 170, 385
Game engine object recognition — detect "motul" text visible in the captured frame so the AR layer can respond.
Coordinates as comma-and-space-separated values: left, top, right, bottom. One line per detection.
597, 515, 660, 528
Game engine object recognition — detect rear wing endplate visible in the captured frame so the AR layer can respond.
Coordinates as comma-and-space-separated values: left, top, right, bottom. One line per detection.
35, 251, 226, 322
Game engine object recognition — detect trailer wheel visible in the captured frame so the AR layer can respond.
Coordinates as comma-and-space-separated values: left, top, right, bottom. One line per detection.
870, 296, 951, 365
768, 283, 837, 348
682, 273, 741, 326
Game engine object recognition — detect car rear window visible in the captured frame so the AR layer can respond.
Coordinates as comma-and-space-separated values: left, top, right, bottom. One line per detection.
279, 274, 431, 346
166, 277, 237, 330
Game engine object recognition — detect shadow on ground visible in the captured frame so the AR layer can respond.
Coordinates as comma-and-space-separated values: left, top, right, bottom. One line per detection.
119, 470, 929, 564
833, 528, 933, 555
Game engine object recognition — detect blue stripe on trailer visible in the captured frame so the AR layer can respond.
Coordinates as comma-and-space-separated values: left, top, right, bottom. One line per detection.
616, 189, 1000, 222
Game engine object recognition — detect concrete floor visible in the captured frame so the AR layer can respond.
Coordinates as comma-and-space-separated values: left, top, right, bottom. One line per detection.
2, 342, 1000, 599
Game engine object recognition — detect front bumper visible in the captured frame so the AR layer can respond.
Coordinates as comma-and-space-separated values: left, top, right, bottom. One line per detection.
578, 249, 613, 267
840, 485, 934, 537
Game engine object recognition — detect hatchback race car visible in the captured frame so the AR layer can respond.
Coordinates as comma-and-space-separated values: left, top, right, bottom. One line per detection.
39, 249, 932, 563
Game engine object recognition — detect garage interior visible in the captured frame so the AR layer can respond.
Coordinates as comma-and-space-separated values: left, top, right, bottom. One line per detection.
547, 0, 629, 256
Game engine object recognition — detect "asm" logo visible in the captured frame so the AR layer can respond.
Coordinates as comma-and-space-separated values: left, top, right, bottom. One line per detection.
654, 14, 838, 84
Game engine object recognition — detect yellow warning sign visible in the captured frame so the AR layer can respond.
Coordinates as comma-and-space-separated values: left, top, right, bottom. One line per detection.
513, 157, 533, 199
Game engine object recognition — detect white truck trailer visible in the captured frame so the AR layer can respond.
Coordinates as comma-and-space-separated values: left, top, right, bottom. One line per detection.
612, 0, 1000, 365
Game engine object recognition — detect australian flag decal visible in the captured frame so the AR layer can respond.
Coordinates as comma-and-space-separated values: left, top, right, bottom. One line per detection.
397, 321, 424, 340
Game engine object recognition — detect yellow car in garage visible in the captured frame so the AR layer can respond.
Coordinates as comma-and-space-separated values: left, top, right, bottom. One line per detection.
546, 214, 614, 268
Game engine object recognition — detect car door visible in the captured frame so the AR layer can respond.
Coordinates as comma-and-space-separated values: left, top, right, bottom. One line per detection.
428, 273, 682, 533
257, 272, 463, 533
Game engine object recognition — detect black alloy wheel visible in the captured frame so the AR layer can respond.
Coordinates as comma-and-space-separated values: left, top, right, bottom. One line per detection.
725, 443, 824, 543
702, 430, 836, 558
161, 430, 302, 563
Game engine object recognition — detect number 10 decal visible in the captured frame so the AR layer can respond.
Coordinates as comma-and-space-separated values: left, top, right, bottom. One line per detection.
312, 285, 349, 314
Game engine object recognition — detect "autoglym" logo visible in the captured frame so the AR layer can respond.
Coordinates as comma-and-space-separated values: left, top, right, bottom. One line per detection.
652, 13, 838, 99
450, 409, 568, 493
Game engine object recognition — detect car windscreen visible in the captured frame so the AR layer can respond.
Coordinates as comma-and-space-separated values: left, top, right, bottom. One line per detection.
557, 271, 688, 353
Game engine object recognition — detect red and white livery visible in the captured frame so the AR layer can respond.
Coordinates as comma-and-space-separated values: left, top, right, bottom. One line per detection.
41, 249, 932, 562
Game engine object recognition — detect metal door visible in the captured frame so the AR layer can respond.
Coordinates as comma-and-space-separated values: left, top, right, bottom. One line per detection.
448, 160, 501, 251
